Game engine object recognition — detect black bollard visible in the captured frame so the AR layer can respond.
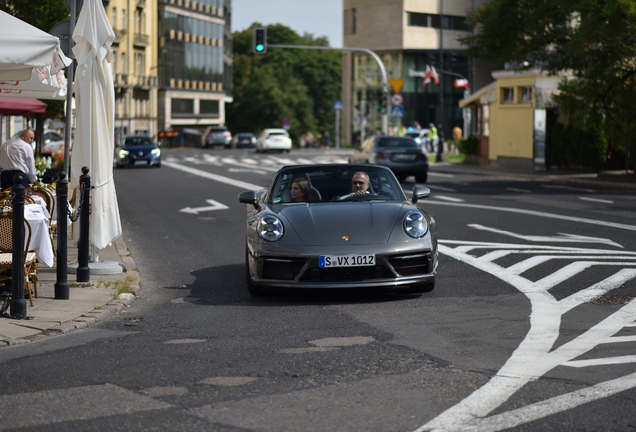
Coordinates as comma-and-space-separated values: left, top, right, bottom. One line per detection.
55, 171, 69, 299
9, 175, 27, 318
76, 167, 91, 283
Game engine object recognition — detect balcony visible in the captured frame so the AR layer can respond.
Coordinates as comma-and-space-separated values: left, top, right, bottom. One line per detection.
133, 33, 149, 47
133, 75, 158, 89
136, 0, 146, 8
114, 73, 129, 87
114, 29, 127, 43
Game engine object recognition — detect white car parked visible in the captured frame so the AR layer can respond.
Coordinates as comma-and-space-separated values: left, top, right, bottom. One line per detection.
256, 128, 292, 153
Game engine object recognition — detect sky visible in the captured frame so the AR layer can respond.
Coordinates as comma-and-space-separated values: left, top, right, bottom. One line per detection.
232, 0, 343, 47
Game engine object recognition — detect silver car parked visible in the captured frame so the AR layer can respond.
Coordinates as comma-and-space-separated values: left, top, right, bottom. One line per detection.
238, 164, 437, 296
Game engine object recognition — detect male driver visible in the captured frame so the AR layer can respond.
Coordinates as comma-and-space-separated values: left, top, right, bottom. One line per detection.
340, 171, 370, 199
0, 129, 37, 190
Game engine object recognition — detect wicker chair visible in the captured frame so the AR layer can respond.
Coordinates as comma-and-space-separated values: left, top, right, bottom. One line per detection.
0, 208, 38, 306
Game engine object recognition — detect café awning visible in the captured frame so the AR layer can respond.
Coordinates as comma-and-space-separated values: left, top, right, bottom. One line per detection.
0, 97, 47, 116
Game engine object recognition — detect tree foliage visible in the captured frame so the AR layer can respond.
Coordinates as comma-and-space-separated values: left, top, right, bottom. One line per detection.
461, 0, 636, 169
227, 24, 341, 145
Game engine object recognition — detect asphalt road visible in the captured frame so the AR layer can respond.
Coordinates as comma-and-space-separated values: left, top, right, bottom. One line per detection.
0, 147, 635, 432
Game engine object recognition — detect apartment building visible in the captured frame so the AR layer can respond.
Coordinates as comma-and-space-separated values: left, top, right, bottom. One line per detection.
342, 0, 493, 144
157, 0, 232, 147
106, 0, 159, 145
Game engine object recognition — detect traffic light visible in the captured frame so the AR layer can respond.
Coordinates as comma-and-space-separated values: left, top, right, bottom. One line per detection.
378, 91, 387, 114
253, 28, 267, 54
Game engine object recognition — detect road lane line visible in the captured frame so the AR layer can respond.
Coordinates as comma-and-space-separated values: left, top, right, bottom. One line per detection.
424, 200, 636, 232
506, 187, 532, 193
434, 195, 465, 202
163, 161, 265, 190
580, 196, 614, 204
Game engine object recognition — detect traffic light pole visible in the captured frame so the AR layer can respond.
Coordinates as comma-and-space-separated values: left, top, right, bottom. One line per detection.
267, 44, 389, 135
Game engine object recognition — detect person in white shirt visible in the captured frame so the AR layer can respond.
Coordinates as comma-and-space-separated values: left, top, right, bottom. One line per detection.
340, 171, 371, 199
0, 129, 37, 190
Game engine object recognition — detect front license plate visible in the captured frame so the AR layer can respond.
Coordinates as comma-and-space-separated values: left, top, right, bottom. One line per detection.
134, 160, 148, 166
319, 254, 375, 268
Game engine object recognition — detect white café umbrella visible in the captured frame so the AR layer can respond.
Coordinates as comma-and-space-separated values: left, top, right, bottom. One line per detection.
0, 65, 67, 100
71, 0, 121, 249
0, 10, 71, 81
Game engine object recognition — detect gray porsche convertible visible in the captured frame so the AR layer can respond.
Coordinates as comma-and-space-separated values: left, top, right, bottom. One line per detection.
238, 164, 438, 296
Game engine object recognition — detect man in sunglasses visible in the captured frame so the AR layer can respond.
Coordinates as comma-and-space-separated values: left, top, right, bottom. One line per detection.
340, 171, 370, 199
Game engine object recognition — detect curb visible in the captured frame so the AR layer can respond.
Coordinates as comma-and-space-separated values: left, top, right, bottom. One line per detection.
1, 237, 140, 346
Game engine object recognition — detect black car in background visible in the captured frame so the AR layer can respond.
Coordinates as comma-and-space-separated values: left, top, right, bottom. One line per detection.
115, 136, 161, 168
232, 132, 256, 149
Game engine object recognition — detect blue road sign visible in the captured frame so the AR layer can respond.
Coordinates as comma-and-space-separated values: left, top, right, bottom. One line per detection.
390, 105, 404, 118
333, 100, 343, 110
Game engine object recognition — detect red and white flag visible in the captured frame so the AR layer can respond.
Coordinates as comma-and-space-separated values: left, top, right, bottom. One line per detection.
423, 65, 440, 86
453, 78, 469, 88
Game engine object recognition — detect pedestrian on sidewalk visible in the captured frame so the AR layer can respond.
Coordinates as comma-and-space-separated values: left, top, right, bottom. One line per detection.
0, 129, 37, 190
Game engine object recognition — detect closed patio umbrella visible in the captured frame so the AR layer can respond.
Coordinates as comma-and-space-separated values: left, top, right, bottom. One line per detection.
70, 0, 121, 249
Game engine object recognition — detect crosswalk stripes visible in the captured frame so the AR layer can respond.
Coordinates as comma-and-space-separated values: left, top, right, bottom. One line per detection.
417, 240, 636, 432
165, 154, 349, 169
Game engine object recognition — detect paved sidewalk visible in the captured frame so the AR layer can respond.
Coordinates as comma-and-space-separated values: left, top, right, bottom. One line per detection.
0, 235, 139, 346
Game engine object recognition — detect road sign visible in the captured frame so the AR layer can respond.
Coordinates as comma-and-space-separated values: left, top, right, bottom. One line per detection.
390, 105, 404, 118
389, 79, 405, 93
333, 100, 343, 110
390, 93, 403, 106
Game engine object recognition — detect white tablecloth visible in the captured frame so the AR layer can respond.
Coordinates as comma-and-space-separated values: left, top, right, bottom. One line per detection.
24, 203, 54, 267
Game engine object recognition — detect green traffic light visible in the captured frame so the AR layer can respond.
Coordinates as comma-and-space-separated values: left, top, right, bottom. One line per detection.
255, 44, 265, 52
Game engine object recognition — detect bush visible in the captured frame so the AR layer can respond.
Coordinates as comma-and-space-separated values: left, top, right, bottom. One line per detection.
459, 136, 480, 156
551, 123, 606, 168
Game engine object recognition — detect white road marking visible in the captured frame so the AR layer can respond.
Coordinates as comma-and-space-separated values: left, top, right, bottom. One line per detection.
163, 161, 264, 190
424, 200, 636, 232
506, 187, 532, 193
426, 185, 457, 192
580, 196, 614, 204
222, 157, 279, 172
228, 168, 268, 174
468, 223, 623, 248
414, 241, 636, 432
179, 199, 229, 214
434, 195, 465, 202
541, 184, 596, 193
429, 172, 455, 178
199, 377, 257, 386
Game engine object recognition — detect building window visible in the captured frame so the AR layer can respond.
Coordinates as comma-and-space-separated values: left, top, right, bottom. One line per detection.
344, 8, 356, 35
408, 12, 466, 30
136, 53, 144, 75
200, 100, 219, 117
112, 50, 118, 73
111, 7, 117, 29
501, 87, 514, 104
519, 86, 532, 104
121, 9, 126, 30
172, 98, 194, 115
121, 52, 126, 74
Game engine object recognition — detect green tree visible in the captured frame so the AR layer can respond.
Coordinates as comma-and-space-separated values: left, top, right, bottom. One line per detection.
461, 0, 636, 170
227, 24, 341, 145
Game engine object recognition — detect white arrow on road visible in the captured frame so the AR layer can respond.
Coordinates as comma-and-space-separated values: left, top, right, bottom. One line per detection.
468, 223, 623, 248
180, 199, 229, 214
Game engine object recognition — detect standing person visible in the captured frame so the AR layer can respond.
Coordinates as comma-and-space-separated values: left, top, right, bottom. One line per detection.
413, 121, 422, 131
321, 130, 332, 148
428, 123, 438, 153
305, 131, 314, 148
299, 133, 307, 149
0, 129, 37, 190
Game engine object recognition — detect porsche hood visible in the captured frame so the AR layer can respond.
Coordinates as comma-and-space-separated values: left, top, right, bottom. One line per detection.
278, 202, 404, 246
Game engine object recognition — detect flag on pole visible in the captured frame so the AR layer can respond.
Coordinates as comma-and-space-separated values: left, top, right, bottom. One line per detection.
453, 78, 469, 88
423, 65, 440, 86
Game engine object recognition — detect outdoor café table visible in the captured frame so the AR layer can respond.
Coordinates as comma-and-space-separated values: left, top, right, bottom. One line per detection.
24, 203, 54, 267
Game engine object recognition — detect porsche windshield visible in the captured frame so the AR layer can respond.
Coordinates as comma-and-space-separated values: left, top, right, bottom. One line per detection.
269, 166, 405, 204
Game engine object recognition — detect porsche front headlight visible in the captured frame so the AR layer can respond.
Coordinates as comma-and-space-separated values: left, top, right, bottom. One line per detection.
258, 216, 284, 241
403, 211, 428, 238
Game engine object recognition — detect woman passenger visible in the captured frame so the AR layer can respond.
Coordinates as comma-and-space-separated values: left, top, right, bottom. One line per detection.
290, 178, 314, 202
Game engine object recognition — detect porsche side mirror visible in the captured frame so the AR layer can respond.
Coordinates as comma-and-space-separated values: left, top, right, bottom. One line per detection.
238, 190, 260, 210
412, 186, 431, 204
